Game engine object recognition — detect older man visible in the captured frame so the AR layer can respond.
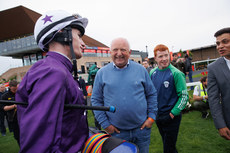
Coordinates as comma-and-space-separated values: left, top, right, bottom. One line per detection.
91, 37, 158, 153
208, 27, 230, 140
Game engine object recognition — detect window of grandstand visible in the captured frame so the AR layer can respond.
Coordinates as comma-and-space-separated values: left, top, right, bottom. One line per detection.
23, 55, 30, 66
37, 53, 43, 61
97, 50, 102, 57
42, 52, 47, 58
102, 50, 108, 57
130, 54, 141, 58
30, 54, 37, 64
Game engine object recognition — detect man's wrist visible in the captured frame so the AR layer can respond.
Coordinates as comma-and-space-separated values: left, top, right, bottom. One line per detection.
147, 117, 154, 123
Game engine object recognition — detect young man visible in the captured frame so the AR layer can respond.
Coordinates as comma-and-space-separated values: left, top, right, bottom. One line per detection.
16, 10, 89, 152
193, 76, 209, 118
150, 44, 188, 153
207, 27, 230, 140
171, 53, 185, 75
91, 37, 158, 153
171, 53, 179, 67
142, 60, 152, 73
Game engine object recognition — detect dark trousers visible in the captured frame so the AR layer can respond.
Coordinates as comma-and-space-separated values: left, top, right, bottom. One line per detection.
0, 110, 14, 134
0, 110, 6, 134
193, 101, 209, 117
188, 70, 194, 90
156, 113, 182, 153
13, 118, 20, 146
8, 121, 14, 132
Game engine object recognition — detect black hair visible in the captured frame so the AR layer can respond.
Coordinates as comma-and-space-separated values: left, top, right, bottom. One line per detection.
9, 80, 18, 87
173, 53, 178, 56
200, 76, 207, 83
184, 53, 189, 58
214, 27, 230, 37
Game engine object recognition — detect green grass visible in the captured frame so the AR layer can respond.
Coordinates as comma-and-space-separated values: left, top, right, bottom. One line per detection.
0, 130, 19, 153
186, 73, 207, 79
150, 110, 230, 153
1, 110, 229, 153
176, 111, 230, 153
192, 73, 207, 78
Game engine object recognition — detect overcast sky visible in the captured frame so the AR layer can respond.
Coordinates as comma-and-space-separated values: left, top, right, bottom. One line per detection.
0, 0, 230, 75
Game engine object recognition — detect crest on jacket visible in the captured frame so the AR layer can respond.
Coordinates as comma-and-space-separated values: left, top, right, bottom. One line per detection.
164, 81, 169, 88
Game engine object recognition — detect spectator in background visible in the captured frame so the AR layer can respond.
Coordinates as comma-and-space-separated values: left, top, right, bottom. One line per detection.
193, 76, 209, 118
0, 84, 7, 136
78, 76, 88, 105
91, 37, 158, 153
208, 27, 230, 140
171, 53, 178, 66
171, 53, 186, 75
0, 84, 6, 97
184, 53, 194, 90
142, 60, 153, 73
150, 44, 188, 153
87, 63, 99, 86
1, 80, 20, 145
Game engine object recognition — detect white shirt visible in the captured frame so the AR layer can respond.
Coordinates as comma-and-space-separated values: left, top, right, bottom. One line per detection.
224, 57, 230, 71
113, 60, 130, 69
53, 51, 72, 62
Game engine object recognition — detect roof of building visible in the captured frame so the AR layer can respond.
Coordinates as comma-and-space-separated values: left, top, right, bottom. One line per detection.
0, 5, 40, 41
188, 44, 216, 51
0, 5, 108, 47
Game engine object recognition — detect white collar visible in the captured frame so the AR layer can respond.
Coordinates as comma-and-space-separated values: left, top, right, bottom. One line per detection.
223, 57, 230, 70
52, 51, 72, 62
113, 60, 130, 69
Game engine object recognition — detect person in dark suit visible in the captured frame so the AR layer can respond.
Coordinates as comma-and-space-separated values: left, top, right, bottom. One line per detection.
0, 84, 7, 136
1, 80, 20, 145
207, 27, 230, 140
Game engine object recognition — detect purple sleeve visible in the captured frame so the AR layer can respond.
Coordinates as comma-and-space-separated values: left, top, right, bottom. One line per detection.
16, 68, 67, 153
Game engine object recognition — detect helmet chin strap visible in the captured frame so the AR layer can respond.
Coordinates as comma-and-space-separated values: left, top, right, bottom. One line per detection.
66, 27, 78, 80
